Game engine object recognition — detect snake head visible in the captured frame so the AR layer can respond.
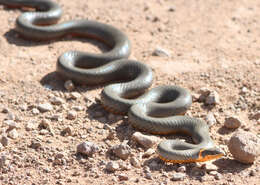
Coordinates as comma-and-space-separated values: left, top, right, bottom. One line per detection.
199, 147, 225, 162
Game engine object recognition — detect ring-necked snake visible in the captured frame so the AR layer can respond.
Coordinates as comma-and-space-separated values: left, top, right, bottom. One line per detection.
0, 0, 224, 163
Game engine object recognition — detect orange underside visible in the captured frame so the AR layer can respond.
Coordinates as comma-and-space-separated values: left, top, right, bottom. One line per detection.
158, 153, 223, 164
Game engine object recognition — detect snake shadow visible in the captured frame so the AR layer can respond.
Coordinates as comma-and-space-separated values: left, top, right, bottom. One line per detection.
213, 158, 252, 174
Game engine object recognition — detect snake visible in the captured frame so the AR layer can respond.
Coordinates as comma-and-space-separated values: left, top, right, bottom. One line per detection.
0, 0, 224, 163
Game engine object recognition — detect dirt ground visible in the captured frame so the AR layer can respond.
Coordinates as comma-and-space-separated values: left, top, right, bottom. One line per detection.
0, 0, 259, 184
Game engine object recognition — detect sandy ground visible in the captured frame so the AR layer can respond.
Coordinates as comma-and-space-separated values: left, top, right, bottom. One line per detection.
0, 0, 259, 184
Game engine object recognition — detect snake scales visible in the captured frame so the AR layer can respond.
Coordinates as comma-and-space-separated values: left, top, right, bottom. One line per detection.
0, 0, 223, 163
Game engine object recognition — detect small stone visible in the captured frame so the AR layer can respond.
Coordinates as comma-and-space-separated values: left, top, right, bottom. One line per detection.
106, 161, 119, 172
0, 155, 7, 168
50, 96, 64, 105
1, 108, 9, 113
198, 87, 211, 102
228, 130, 260, 164
39, 129, 49, 135
64, 80, 75, 91
209, 171, 222, 180
39, 119, 51, 130
119, 161, 131, 170
241, 86, 248, 94
67, 110, 77, 120
32, 108, 40, 115
205, 91, 220, 105
132, 132, 160, 148
118, 173, 128, 181
61, 126, 73, 136
0, 135, 8, 146
152, 47, 171, 57
252, 111, 260, 120
30, 140, 41, 149
111, 144, 131, 160
224, 116, 242, 129
177, 166, 186, 172
171, 172, 186, 181
8, 129, 18, 139
72, 106, 84, 111
77, 142, 99, 157
192, 93, 200, 101
70, 92, 81, 99
25, 121, 37, 131
142, 148, 155, 158
201, 161, 218, 171
168, 7, 175, 12
205, 112, 217, 127
130, 157, 141, 168
145, 172, 153, 180
38, 103, 53, 112
19, 104, 28, 111
4, 120, 19, 131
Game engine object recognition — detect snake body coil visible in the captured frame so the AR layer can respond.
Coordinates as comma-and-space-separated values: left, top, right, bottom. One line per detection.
0, 0, 224, 163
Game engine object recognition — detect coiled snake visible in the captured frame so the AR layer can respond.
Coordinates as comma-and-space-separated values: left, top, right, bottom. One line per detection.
0, 0, 224, 163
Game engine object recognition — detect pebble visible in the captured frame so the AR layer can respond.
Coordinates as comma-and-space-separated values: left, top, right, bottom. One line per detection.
25, 121, 37, 131
0, 155, 7, 168
106, 161, 119, 172
252, 111, 260, 120
224, 116, 242, 129
142, 148, 155, 158
205, 112, 217, 127
205, 91, 220, 105
201, 161, 218, 171
4, 120, 19, 131
61, 126, 73, 136
132, 132, 160, 148
171, 172, 186, 181
50, 96, 64, 105
32, 108, 40, 115
152, 47, 171, 57
1, 108, 9, 113
198, 87, 211, 102
111, 144, 131, 160
0, 135, 8, 146
64, 80, 75, 91
130, 157, 141, 168
30, 140, 42, 149
177, 165, 186, 172
77, 141, 99, 157
209, 171, 222, 180
39, 129, 49, 135
67, 110, 77, 120
119, 161, 131, 171
72, 106, 84, 111
39, 119, 51, 130
228, 130, 260, 164
144, 172, 153, 180
70, 92, 81, 99
8, 129, 18, 139
38, 103, 53, 112
118, 173, 129, 181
